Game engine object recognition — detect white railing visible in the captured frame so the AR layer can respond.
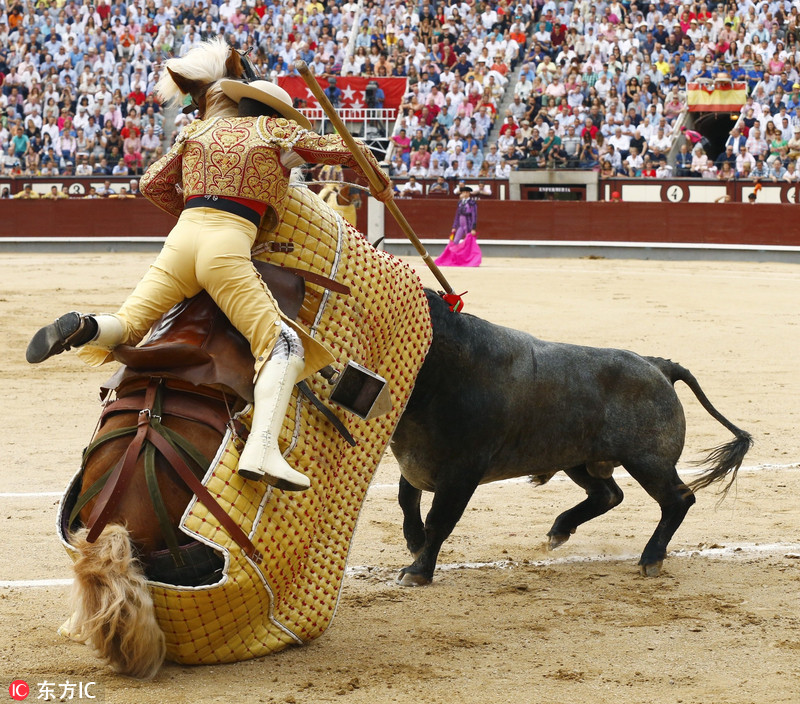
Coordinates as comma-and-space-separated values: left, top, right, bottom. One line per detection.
300, 108, 397, 159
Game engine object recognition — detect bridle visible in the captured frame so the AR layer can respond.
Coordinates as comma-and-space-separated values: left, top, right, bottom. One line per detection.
69, 378, 263, 566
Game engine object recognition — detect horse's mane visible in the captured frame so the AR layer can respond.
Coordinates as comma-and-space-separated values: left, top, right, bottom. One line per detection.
155, 38, 237, 109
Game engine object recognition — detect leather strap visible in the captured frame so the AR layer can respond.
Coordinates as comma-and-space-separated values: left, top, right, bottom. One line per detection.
145, 429, 262, 564
251, 241, 294, 255
102, 394, 230, 436
281, 266, 350, 296
86, 379, 160, 543
83, 378, 263, 564
296, 381, 356, 447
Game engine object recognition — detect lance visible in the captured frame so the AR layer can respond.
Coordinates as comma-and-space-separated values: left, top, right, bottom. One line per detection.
293, 60, 464, 311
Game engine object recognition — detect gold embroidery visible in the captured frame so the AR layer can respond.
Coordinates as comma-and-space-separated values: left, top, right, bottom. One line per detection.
141, 116, 391, 222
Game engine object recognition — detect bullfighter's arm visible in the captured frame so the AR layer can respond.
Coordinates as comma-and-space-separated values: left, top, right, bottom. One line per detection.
291, 130, 392, 195
451, 203, 460, 234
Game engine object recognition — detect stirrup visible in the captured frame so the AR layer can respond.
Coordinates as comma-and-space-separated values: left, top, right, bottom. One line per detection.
26, 312, 97, 364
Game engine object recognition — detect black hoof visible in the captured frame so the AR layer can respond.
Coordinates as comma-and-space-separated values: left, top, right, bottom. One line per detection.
396, 569, 432, 587
26, 312, 88, 364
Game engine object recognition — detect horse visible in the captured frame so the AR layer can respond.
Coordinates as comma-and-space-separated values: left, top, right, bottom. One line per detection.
315, 166, 362, 229
57, 40, 431, 679
61, 262, 304, 678
390, 290, 753, 585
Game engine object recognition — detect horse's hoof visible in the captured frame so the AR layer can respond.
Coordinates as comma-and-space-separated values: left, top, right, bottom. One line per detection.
547, 533, 570, 550
57, 613, 80, 641
396, 570, 431, 587
639, 561, 663, 577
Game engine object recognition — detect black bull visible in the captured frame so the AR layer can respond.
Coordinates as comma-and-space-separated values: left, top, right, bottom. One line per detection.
390, 290, 752, 585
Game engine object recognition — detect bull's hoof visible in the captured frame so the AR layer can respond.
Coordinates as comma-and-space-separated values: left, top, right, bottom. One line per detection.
547, 533, 571, 550
639, 561, 663, 577
396, 569, 432, 587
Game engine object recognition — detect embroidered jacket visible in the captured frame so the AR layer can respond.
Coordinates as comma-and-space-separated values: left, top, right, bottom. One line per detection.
140, 115, 389, 230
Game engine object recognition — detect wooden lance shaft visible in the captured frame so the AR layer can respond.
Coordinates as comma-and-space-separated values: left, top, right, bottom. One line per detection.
294, 60, 455, 296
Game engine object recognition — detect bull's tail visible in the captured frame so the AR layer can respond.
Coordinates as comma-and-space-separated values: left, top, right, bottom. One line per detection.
646, 357, 753, 496
67, 525, 165, 679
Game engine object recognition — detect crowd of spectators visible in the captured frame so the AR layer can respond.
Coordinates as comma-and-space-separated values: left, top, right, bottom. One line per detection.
385, 0, 800, 188
2, 0, 800, 191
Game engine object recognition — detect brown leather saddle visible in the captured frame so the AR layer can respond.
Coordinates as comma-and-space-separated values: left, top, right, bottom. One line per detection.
102, 260, 306, 403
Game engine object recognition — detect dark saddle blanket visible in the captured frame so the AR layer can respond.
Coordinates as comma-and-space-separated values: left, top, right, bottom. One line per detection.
103, 260, 305, 403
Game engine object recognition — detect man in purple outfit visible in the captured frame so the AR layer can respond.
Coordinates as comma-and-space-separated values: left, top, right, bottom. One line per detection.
450, 186, 478, 244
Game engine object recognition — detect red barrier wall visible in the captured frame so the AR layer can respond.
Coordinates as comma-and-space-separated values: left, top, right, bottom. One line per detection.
1, 198, 798, 248
0, 199, 174, 238
384, 200, 800, 247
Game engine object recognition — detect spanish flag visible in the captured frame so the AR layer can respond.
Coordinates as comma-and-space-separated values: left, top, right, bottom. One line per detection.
687, 79, 747, 112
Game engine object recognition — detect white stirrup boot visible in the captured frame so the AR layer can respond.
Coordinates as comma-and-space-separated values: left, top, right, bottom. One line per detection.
237, 324, 310, 492
26, 312, 124, 364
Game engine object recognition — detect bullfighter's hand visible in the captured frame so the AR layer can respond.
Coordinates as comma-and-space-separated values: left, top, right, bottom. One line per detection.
371, 181, 394, 203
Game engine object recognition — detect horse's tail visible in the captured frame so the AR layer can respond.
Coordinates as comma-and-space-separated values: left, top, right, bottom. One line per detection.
646, 356, 753, 496
68, 525, 165, 680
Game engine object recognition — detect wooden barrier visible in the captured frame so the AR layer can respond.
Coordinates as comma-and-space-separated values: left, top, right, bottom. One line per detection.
1, 192, 798, 249
0, 198, 173, 239
384, 200, 800, 247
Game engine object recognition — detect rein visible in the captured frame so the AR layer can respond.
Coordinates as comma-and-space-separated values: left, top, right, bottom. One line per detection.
71, 378, 263, 566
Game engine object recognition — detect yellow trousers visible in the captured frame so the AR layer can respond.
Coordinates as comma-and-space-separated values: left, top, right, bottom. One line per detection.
78, 207, 333, 379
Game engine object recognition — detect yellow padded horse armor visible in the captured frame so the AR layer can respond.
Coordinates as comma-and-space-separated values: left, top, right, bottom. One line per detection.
58, 185, 432, 663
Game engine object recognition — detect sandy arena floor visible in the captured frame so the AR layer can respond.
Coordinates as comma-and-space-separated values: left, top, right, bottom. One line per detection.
1, 253, 798, 704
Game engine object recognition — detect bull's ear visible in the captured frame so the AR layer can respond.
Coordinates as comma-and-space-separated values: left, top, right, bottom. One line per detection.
225, 47, 245, 78
167, 66, 205, 98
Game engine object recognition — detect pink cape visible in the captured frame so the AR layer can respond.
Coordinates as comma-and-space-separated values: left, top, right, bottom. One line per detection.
434, 234, 483, 267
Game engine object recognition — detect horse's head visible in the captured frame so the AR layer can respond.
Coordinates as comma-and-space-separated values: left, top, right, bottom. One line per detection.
155, 39, 251, 119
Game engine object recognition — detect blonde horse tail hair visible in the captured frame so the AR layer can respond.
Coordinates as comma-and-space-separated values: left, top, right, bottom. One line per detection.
69, 525, 166, 680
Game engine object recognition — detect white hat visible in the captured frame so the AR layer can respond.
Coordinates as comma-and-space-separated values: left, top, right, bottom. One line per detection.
219, 79, 312, 130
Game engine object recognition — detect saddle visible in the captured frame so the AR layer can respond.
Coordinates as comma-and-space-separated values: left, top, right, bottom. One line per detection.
102, 260, 306, 403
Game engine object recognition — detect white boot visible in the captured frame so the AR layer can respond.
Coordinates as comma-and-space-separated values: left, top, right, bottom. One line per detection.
237, 353, 310, 491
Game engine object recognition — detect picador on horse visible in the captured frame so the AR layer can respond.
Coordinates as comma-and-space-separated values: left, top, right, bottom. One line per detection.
27, 50, 392, 492
26, 40, 432, 679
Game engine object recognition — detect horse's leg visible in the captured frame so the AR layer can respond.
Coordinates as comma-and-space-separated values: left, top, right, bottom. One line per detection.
622, 460, 696, 577
397, 471, 481, 587
68, 525, 165, 679
547, 464, 624, 550
398, 475, 425, 557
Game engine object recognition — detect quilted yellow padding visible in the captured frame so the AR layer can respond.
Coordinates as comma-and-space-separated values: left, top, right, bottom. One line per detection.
60, 185, 432, 664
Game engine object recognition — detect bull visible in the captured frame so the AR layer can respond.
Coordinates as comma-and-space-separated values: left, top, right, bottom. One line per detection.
390, 290, 752, 585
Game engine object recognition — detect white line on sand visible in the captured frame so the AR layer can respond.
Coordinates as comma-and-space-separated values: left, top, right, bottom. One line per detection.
346, 542, 800, 578
0, 491, 63, 498
3, 543, 799, 588
0, 578, 73, 588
